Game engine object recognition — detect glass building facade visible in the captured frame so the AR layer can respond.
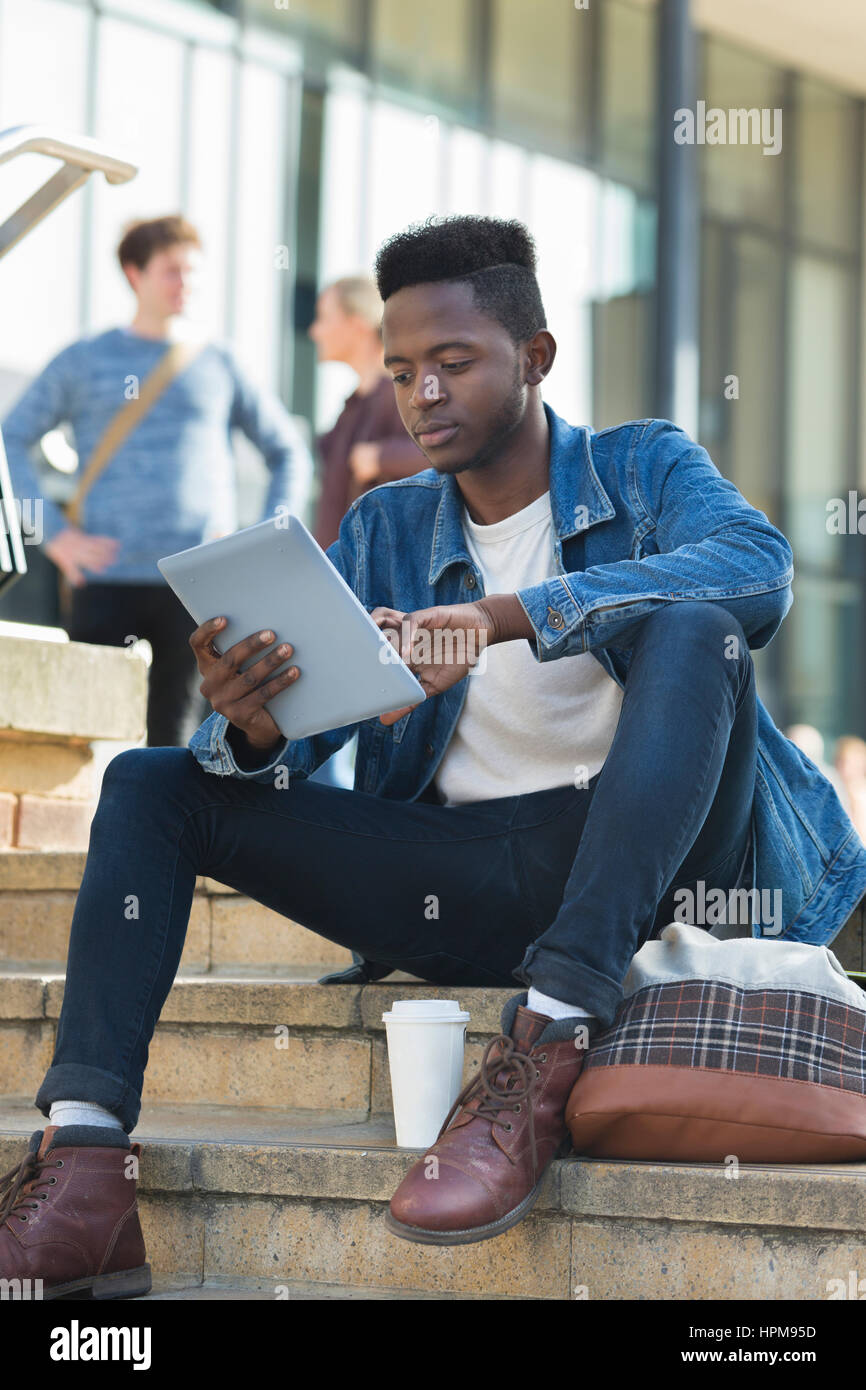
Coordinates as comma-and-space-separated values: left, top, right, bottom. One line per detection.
0, 0, 863, 741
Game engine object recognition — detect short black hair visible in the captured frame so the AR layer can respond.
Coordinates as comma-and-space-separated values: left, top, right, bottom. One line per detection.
374, 215, 547, 345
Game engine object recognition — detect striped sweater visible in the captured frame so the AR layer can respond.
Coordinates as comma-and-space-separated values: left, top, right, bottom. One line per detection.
1, 327, 307, 583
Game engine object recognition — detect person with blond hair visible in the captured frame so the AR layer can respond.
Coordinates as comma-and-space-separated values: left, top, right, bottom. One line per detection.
309, 274, 426, 550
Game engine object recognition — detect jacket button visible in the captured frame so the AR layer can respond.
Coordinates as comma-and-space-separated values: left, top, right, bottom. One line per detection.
547, 607, 565, 629
464, 572, 476, 588
425, 743, 435, 758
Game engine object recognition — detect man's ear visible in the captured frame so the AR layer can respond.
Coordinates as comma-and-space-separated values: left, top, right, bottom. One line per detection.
525, 330, 557, 386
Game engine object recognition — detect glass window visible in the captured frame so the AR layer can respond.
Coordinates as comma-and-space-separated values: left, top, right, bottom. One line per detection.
699, 228, 784, 711
319, 83, 368, 286
489, 0, 590, 159
591, 290, 653, 430
795, 76, 860, 255
232, 62, 290, 392
442, 126, 489, 216
700, 37, 786, 230
527, 155, 599, 428
488, 138, 531, 221
786, 255, 854, 576
243, 0, 362, 46
698, 223, 725, 460
591, 185, 656, 429
0, 0, 90, 369
186, 46, 235, 345
599, 0, 657, 192
724, 232, 783, 526
597, 182, 655, 300
371, 0, 477, 111
782, 578, 859, 738
366, 99, 449, 264
317, 84, 373, 433
90, 18, 186, 330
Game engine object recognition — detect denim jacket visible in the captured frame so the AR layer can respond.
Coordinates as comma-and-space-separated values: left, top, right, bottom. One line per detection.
189, 404, 866, 947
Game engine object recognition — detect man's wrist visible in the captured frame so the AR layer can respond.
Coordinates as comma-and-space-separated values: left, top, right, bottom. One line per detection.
227, 722, 282, 769
476, 593, 535, 645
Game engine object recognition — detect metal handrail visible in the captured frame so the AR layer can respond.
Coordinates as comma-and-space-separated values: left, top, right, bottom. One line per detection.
0, 126, 138, 584
0, 125, 138, 180
0, 124, 138, 263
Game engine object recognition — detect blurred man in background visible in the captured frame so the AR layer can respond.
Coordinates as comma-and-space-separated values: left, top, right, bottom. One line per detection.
309, 275, 427, 550
2, 214, 310, 747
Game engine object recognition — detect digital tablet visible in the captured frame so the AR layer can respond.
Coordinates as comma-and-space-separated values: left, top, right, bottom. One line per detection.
157, 513, 425, 741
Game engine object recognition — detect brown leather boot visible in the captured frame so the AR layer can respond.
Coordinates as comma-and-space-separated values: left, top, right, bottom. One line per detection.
0, 1125, 151, 1300
386, 992, 592, 1245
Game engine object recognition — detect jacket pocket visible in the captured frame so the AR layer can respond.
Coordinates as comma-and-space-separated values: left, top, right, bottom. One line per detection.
357, 719, 387, 793
389, 711, 412, 743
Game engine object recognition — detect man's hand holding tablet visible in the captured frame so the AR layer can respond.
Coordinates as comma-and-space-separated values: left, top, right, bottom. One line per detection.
368, 595, 531, 723
162, 514, 426, 744
189, 589, 530, 760
190, 616, 300, 756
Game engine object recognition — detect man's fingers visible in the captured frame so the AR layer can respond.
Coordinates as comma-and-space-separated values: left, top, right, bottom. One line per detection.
222, 628, 280, 674
378, 704, 416, 726
400, 620, 421, 667
396, 609, 445, 666
241, 664, 300, 703
190, 616, 226, 656
371, 606, 406, 629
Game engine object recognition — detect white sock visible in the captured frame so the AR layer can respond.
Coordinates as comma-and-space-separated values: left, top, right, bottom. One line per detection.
48, 1100, 125, 1132
527, 986, 596, 1023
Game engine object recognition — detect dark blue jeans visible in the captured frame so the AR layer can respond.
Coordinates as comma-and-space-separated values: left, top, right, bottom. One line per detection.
35, 601, 757, 1134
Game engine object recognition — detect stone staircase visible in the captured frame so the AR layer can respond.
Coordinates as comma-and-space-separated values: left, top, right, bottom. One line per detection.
2, 629, 866, 1301
2, 849, 866, 1301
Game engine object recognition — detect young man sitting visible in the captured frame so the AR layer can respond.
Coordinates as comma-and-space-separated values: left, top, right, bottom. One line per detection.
2, 217, 864, 1292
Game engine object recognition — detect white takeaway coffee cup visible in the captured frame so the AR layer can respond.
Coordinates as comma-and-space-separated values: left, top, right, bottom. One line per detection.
381, 998, 471, 1149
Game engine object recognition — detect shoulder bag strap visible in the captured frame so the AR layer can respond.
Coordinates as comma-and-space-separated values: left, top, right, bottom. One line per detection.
64, 339, 206, 528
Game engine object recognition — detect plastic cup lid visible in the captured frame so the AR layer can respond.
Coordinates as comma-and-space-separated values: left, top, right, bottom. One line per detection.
381, 998, 470, 1023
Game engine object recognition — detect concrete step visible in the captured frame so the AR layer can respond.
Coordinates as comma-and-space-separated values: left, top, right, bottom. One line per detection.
142, 1276, 507, 1300
0, 971, 508, 1112
0, 849, 353, 974
1, 1098, 865, 1300
3, 849, 864, 984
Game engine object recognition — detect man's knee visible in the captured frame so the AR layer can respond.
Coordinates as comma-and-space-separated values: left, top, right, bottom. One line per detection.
101, 746, 196, 797
635, 601, 748, 662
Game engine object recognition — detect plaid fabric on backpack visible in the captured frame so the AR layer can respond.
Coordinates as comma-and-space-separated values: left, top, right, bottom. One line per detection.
565, 923, 866, 1163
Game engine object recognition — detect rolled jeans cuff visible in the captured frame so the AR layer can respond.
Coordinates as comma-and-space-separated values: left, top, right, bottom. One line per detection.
512, 941, 622, 1028
34, 1063, 140, 1135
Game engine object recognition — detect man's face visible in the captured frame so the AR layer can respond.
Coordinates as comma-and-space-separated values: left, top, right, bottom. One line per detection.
125, 242, 201, 317
382, 280, 529, 475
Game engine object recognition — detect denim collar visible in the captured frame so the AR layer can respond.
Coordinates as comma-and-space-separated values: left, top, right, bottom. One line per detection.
428, 402, 616, 584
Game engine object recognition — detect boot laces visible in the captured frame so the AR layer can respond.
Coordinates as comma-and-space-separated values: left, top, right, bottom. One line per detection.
0, 1150, 62, 1226
435, 1034, 544, 1181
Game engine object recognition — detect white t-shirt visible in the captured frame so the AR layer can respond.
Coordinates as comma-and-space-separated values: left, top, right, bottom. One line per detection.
434, 490, 624, 806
